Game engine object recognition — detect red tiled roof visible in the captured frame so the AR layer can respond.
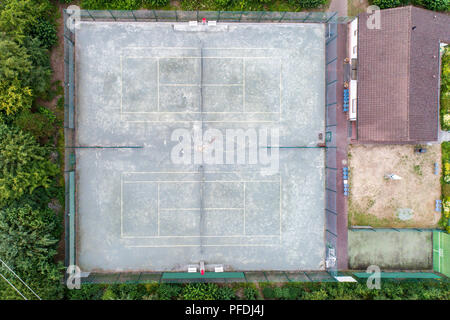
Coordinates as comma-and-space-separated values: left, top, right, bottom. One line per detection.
357, 6, 450, 143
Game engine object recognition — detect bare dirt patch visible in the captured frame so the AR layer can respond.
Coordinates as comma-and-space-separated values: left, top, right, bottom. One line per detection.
348, 144, 441, 228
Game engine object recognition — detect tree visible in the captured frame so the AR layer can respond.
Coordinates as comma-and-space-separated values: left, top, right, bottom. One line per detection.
0, 204, 63, 299
0, 124, 58, 207
0, 79, 32, 115
293, 0, 327, 9
419, 0, 449, 11
373, 0, 402, 9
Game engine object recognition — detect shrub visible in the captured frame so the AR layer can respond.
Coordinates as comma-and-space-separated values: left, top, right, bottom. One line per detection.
0, 123, 59, 207
262, 286, 275, 299
420, 0, 449, 11
67, 284, 106, 300
182, 283, 231, 300
291, 0, 327, 9
101, 284, 147, 300
273, 286, 291, 299
157, 284, 182, 300
215, 286, 236, 300
372, 0, 402, 9
243, 287, 258, 300
0, 204, 63, 299
13, 109, 55, 141
30, 18, 58, 49
0, 79, 33, 116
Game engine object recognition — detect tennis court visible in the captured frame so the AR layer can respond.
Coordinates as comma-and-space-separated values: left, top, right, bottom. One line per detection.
74, 21, 326, 271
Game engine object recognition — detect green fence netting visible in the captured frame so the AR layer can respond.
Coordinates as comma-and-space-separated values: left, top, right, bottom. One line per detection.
76, 9, 340, 24
433, 231, 450, 277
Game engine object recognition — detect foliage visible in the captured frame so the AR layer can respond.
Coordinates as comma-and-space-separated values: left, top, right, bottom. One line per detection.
243, 286, 258, 299
0, 204, 63, 299
0, 124, 58, 207
81, 0, 170, 10
29, 18, 58, 49
419, 0, 449, 11
67, 284, 107, 300
182, 283, 236, 300
157, 284, 183, 300
13, 109, 56, 141
64, 280, 450, 300
290, 0, 326, 8
0, 38, 32, 83
0, 79, 32, 116
0, 0, 55, 42
100, 284, 147, 300
23, 37, 52, 98
372, 0, 402, 9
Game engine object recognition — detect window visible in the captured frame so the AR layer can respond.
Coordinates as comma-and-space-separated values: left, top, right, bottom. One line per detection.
354, 30, 357, 37
353, 45, 357, 54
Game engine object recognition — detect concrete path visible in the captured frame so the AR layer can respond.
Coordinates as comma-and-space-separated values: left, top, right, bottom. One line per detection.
439, 129, 450, 142
328, 0, 348, 17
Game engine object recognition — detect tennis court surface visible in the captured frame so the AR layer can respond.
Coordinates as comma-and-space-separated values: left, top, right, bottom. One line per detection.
75, 21, 326, 271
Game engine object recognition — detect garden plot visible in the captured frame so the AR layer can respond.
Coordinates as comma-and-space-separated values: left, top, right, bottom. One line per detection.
348, 144, 441, 228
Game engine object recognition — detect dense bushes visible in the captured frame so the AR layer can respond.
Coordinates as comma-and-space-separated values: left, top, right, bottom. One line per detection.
0, 124, 58, 207
293, 0, 327, 9
81, 0, 170, 10
371, 0, 449, 11
372, 0, 402, 9
0, 204, 63, 299
0, 0, 63, 300
65, 281, 450, 300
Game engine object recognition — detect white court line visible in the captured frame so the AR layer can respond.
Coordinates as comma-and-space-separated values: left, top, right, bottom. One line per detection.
159, 208, 243, 211
120, 175, 282, 244
243, 183, 246, 235
121, 111, 279, 114
124, 56, 277, 59
157, 58, 160, 111
120, 173, 123, 237
123, 180, 277, 183
123, 120, 277, 123
123, 171, 281, 174
159, 84, 243, 86
157, 183, 160, 236
120, 55, 282, 122
121, 234, 279, 239
243, 57, 246, 112
127, 245, 278, 248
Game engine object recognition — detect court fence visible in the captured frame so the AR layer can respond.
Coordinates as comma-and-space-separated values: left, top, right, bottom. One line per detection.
63, 9, 352, 281
78, 270, 446, 284
324, 21, 338, 277
73, 9, 353, 24
64, 9, 77, 275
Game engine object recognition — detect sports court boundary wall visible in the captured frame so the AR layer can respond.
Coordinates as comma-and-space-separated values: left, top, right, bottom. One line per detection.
72, 9, 352, 24
64, 8, 76, 279
324, 19, 338, 277
63, 9, 345, 280
350, 228, 449, 277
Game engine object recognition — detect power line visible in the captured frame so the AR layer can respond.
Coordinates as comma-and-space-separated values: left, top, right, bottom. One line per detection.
0, 272, 27, 300
0, 258, 42, 300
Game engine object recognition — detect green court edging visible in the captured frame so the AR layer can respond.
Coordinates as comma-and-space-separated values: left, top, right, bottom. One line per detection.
162, 272, 245, 280
69, 171, 75, 267
433, 231, 450, 277
353, 272, 441, 279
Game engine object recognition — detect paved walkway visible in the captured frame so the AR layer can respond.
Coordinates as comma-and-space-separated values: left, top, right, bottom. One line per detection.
439, 129, 450, 142
328, 0, 348, 17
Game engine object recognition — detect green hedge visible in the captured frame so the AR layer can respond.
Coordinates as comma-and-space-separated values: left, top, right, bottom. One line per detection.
66, 281, 449, 300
